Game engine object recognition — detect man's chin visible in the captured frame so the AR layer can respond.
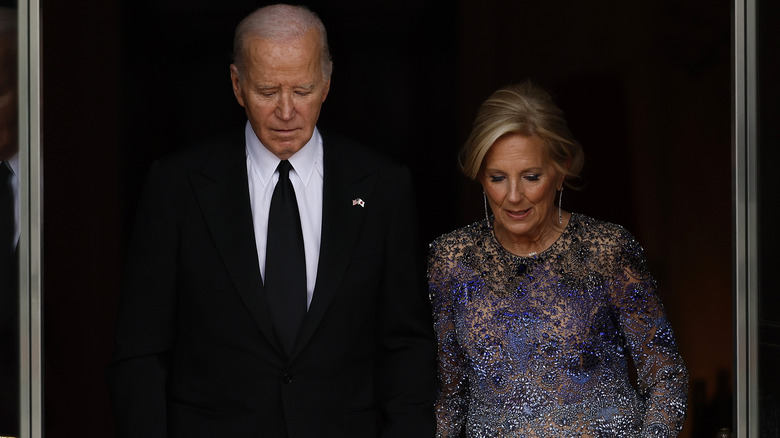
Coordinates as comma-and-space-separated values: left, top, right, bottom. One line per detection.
266, 142, 305, 160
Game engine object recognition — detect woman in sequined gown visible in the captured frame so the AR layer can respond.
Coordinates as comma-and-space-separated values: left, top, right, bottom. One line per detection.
428, 81, 689, 437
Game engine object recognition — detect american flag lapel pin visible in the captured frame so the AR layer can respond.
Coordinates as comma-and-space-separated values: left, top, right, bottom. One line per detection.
352, 198, 365, 208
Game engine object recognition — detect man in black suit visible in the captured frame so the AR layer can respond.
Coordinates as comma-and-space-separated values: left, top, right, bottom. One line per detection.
108, 4, 437, 437
0, 6, 19, 436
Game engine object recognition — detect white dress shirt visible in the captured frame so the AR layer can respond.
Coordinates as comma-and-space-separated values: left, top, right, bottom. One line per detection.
245, 122, 323, 309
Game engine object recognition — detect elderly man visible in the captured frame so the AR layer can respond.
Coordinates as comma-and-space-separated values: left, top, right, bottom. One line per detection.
108, 4, 436, 437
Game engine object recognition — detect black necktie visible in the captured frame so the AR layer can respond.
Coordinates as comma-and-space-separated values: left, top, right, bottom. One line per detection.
0, 162, 13, 257
265, 160, 307, 356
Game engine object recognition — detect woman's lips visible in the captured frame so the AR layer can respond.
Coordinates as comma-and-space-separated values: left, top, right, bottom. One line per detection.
505, 208, 531, 220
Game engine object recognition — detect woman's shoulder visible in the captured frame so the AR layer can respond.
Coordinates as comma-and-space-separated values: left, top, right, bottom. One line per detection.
430, 219, 488, 247
569, 213, 639, 247
569, 213, 649, 272
428, 219, 490, 261
427, 220, 492, 284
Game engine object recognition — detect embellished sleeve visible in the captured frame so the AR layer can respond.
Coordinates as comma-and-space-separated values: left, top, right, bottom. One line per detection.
607, 229, 689, 437
427, 237, 468, 437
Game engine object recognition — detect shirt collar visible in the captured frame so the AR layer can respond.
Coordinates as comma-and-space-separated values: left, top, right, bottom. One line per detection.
245, 121, 322, 187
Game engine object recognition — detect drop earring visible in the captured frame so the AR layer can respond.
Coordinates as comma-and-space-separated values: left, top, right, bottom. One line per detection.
557, 187, 563, 224
483, 191, 491, 228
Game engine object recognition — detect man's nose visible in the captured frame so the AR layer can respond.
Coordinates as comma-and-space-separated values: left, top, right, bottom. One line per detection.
276, 93, 295, 120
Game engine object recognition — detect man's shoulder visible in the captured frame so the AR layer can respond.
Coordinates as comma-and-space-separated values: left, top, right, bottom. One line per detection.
154, 130, 245, 173
320, 129, 406, 173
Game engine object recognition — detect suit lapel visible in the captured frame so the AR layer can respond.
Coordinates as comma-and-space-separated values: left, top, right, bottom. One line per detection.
291, 137, 378, 358
188, 138, 283, 355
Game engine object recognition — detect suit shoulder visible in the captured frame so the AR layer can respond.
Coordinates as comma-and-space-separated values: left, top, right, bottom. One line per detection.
320, 130, 407, 173
152, 132, 244, 173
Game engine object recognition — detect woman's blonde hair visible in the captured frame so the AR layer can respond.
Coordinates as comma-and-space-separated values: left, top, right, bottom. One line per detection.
459, 80, 584, 188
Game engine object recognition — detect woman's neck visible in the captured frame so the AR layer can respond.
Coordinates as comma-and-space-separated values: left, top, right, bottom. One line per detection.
494, 211, 571, 257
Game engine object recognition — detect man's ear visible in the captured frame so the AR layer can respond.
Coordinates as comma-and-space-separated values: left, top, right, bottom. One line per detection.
230, 64, 245, 107
321, 70, 332, 103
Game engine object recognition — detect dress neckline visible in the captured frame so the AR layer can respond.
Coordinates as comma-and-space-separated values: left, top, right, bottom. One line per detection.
486, 213, 577, 261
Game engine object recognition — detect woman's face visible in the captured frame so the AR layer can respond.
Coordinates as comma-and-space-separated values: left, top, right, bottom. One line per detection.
480, 133, 564, 249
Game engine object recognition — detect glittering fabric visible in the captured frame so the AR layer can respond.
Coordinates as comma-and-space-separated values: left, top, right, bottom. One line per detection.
428, 213, 688, 437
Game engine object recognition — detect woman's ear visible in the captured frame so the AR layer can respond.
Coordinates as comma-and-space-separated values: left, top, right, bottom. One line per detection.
559, 159, 572, 189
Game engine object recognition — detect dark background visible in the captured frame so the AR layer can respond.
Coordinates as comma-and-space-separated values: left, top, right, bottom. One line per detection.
758, 0, 780, 433
30, 0, 748, 436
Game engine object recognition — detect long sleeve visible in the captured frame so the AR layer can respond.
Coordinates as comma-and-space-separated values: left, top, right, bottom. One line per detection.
428, 237, 468, 437
608, 231, 689, 437
107, 160, 178, 438
375, 166, 438, 438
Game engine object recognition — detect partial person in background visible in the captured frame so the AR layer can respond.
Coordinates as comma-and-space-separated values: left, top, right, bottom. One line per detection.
428, 80, 689, 437
0, 6, 19, 437
108, 4, 436, 437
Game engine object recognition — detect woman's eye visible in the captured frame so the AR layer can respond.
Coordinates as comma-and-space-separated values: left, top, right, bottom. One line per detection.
490, 175, 505, 183
524, 174, 541, 182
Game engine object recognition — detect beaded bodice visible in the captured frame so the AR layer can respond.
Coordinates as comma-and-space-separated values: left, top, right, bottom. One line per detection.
427, 214, 688, 437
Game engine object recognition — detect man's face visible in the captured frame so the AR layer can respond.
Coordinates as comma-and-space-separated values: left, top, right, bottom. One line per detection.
230, 28, 330, 160
0, 32, 17, 161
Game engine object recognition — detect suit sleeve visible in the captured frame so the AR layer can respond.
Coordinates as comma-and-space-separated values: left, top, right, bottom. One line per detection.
107, 160, 178, 438
375, 166, 437, 438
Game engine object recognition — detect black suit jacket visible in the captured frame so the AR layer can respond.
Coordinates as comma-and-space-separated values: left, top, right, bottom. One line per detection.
108, 129, 437, 438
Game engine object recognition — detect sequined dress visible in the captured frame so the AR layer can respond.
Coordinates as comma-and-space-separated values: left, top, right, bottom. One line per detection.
428, 214, 688, 437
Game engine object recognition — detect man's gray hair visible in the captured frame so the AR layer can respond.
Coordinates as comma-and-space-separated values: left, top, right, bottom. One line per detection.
232, 4, 333, 80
